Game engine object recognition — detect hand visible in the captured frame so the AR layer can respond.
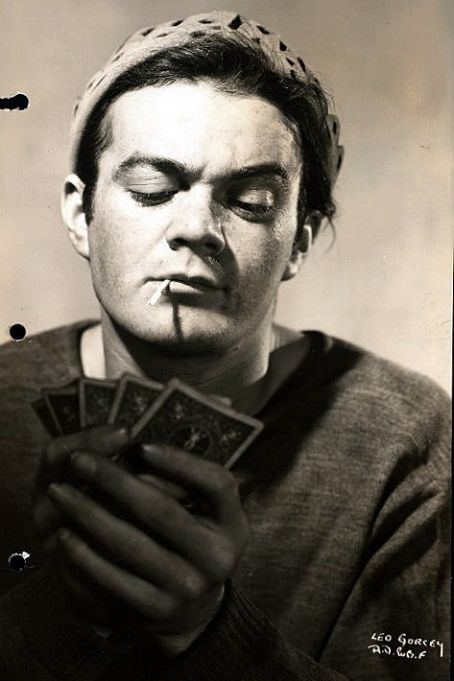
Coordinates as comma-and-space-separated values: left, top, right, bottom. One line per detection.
33, 426, 132, 624
34, 427, 250, 654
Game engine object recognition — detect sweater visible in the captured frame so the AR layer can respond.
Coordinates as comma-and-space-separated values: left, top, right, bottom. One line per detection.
0, 321, 450, 681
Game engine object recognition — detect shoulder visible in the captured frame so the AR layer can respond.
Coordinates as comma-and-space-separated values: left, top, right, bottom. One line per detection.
0, 320, 95, 389
326, 335, 449, 417
306, 334, 451, 478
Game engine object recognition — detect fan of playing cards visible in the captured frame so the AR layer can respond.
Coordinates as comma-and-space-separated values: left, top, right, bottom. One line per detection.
32, 376, 263, 469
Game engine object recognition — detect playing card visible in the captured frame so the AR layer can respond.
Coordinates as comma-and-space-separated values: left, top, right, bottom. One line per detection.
41, 381, 80, 435
79, 378, 118, 428
108, 374, 163, 428
131, 378, 263, 469
31, 397, 61, 436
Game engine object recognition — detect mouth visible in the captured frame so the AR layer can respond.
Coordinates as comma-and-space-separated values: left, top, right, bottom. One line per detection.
150, 274, 225, 292
145, 275, 226, 304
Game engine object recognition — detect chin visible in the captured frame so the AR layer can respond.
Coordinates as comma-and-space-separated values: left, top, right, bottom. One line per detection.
112, 304, 243, 356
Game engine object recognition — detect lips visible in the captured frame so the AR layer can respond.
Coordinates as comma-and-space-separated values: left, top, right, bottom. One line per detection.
153, 274, 224, 290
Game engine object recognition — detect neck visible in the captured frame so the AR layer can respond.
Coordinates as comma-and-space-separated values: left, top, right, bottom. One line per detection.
92, 311, 275, 398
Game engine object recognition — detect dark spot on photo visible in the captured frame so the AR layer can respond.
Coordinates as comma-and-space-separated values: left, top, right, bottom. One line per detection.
8, 552, 29, 573
10, 323, 26, 341
0, 93, 29, 111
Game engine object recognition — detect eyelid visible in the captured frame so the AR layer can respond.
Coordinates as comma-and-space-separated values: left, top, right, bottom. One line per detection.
130, 189, 177, 206
236, 188, 274, 201
127, 181, 177, 190
231, 187, 276, 211
232, 204, 276, 223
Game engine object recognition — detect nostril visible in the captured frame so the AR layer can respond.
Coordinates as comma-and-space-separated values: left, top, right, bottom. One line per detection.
205, 240, 222, 256
168, 236, 187, 251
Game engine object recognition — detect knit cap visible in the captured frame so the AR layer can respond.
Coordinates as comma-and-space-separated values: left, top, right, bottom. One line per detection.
69, 10, 343, 182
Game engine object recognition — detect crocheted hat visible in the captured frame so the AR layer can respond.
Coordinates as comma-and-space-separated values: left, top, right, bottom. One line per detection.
69, 10, 343, 183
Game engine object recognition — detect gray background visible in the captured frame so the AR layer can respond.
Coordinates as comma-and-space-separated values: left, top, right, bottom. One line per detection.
1, 0, 452, 392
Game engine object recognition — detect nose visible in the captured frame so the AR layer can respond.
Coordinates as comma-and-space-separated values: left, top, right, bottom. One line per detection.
165, 188, 226, 257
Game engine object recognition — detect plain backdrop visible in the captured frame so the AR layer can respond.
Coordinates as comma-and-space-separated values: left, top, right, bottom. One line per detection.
1, 0, 452, 392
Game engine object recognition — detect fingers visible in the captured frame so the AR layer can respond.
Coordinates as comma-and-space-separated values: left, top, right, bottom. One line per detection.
48, 482, 205, 592
57, 528, 173, 621
66, 454, 218, 566
140, 444, 244, 528
33, 494, 63, 538
36, 426, 129, 489
137, 472, 188, 503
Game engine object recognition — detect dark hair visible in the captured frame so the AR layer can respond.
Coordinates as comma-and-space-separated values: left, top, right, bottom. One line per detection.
76, 33, 336, 232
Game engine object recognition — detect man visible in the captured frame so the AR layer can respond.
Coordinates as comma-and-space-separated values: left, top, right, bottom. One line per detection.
0, 11, 450, 681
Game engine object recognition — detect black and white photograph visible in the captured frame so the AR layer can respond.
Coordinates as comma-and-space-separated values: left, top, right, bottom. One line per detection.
0, 2, 451, 679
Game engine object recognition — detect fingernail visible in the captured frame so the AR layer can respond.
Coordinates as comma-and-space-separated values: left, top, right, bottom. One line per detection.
71, 452, 97, 478
141, 444, 162, 456
58, 528, 71, 542
86, 426, 130, 454
48, 483, 72, 501
110, 427, 130, 447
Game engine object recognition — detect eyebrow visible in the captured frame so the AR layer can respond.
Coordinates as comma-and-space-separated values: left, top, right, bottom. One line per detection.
113, 155, 291, 187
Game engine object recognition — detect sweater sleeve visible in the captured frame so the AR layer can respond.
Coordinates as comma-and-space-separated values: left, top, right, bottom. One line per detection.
83, 579, 347, 681
0, 572, 348, 681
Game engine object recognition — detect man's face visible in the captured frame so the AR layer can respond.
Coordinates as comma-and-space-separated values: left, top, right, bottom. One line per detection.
83, 81, 302, 353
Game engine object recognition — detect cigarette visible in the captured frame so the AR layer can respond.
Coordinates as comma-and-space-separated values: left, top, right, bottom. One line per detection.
147, 279, 170, 306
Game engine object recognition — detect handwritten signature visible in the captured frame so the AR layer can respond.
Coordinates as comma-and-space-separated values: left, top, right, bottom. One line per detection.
368, 632, 444, 660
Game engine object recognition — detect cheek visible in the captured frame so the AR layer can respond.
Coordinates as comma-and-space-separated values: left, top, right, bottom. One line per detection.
234, 221, 295, 287
88, 192, 159, 279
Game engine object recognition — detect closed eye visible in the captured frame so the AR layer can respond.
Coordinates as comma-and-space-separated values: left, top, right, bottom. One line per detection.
233, 200, 273, 215
130, 190, 178, 206
229, 188, 276, 220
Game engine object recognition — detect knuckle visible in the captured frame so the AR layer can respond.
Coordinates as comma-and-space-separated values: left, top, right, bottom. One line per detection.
209, 468, 238, 496
156, 593, 177, 620
147, 494, 180, 526
179, 572, 205, 601
209, 540, 236, 581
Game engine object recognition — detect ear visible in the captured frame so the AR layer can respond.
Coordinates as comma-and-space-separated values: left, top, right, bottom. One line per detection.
281, 211, 323, 281
61, 173, 90, 259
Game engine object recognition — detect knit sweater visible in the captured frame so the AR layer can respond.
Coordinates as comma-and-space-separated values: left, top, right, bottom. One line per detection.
0, 322, 450, 681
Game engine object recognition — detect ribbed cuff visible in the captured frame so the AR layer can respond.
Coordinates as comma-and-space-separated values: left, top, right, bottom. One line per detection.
149, 580, 276, 681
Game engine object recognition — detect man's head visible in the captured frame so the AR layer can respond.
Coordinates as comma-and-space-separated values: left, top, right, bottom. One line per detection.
62, 12, 343, 354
